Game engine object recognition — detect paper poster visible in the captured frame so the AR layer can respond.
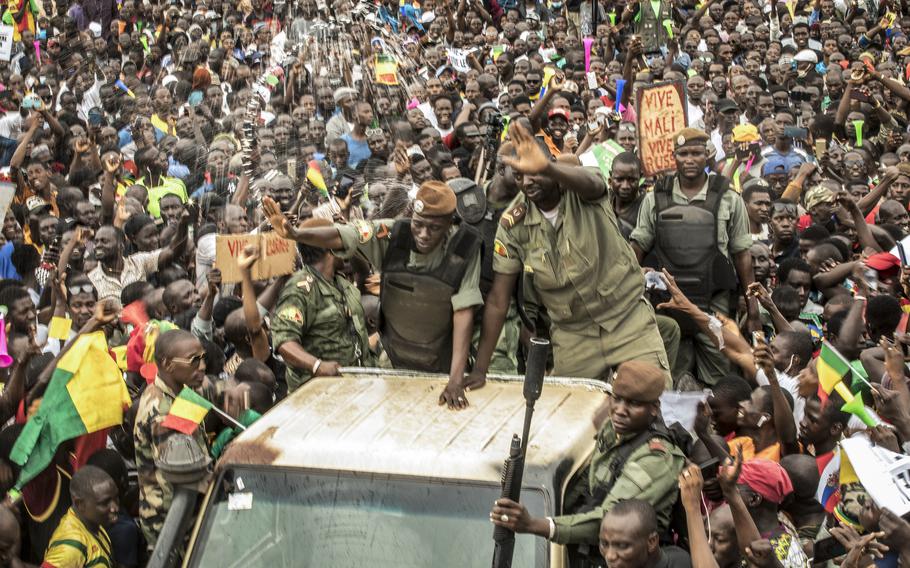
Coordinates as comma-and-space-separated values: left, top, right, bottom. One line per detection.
0, 26, 13, 62
447, 48, 475, 73
841, 435, 910, 516
215, 232, 296, 283
636, 81, 688, 177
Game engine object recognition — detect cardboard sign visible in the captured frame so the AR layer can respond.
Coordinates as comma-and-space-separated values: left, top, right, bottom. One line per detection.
0, 26, 13, 62
636, 81, 688, 177
215, 232, 296, 283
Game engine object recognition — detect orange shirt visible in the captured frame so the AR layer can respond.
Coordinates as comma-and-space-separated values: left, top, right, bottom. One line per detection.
727, 436, 782, 463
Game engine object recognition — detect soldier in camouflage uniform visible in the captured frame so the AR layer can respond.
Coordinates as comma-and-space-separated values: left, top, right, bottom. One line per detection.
134, 330, 212, 550
491, 361, 686, 552
271, 218, 373, 392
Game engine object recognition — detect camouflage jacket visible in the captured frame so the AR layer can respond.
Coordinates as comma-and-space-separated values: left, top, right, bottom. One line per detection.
271, 265, 373, 392
133, 377, 211, 549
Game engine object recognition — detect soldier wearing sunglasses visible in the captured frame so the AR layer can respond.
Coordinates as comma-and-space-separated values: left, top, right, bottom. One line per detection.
134, 329, 212, 550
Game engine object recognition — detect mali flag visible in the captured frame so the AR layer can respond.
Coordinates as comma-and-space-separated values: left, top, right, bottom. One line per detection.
817, 342, 852, 394
161, 387, 212, 435
10, 332, 130, 489
306, 160, 329, 198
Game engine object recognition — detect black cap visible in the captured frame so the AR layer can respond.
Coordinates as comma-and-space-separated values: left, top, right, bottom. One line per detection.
716, 98, 740, 113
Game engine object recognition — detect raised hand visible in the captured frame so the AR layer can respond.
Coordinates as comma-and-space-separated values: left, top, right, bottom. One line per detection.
501, 122, 551, 175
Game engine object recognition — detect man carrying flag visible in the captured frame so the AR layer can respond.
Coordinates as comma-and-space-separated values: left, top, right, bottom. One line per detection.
133, 329, 213, 550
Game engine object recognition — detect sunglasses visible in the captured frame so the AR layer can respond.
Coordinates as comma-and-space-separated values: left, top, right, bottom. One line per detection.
365, 128, 384, 138
170, 352, 206, 368
68, 284, 95, 296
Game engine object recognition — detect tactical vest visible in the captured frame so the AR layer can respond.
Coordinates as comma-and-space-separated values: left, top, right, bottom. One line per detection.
380, 220, 482, 373
637, 0, 672, 54
653, 175, 738, 312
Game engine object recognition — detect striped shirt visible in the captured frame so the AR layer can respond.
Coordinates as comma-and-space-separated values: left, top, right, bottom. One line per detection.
42, 508, 113, 568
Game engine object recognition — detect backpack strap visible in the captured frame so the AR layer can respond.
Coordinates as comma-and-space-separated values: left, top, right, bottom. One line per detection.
702, 174, 729, 249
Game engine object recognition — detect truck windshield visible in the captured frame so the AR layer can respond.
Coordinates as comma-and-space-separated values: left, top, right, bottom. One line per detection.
188, 467, 549, 567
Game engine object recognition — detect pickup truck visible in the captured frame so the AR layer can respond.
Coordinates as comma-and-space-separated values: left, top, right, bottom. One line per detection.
172, 368, 608, 568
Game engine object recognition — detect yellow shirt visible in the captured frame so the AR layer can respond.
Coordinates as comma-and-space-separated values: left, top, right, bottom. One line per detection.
43, 508, 113, 568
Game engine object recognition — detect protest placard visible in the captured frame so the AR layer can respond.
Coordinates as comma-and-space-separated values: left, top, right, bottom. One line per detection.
215, 232, 296, 283
447, 48, 475, 73
636, 81, 688, 177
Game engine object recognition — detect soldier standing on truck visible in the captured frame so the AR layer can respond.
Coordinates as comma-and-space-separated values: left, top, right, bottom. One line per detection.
263, 181, 484, 409
468, 121, 670, 385
490, 361, 685, 557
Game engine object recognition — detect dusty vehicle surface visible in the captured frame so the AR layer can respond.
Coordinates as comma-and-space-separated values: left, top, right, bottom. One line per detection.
180, 369, 608, 567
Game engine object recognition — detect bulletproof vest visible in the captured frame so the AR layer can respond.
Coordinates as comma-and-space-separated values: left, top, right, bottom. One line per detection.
380, 220, 482, 373
652, 175, 738, 312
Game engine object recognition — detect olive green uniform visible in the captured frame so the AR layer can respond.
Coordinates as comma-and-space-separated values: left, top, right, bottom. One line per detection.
631, 176, 752, 384
134, 378, 211, 549
334, 219, 484, 313
493, 190, 670, 382
553, 419, 686, 545
272, 265, 374, 392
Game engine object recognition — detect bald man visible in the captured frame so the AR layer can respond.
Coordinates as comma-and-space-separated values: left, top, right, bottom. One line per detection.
43, 466, 118, 568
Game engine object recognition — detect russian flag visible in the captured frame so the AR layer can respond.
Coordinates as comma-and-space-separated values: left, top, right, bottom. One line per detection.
815, 450, 840, 513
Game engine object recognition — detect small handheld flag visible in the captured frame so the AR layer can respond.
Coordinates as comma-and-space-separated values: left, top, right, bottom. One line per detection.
162, 387, 213, 434
306, 160, 329, 198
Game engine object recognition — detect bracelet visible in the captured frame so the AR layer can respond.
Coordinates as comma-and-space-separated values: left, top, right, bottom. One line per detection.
547, 517, 556, 541
312, 359, 322, 375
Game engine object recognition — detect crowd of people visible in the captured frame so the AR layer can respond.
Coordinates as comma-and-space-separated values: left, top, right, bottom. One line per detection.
0, 0, 907, 565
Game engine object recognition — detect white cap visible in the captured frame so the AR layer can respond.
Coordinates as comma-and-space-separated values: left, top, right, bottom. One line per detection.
794, 49, 819, 64
88, 21, 102, 38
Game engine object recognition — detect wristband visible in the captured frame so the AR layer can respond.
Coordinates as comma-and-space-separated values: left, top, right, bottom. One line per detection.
312, 359, 322, 375
547, 517, 556, 540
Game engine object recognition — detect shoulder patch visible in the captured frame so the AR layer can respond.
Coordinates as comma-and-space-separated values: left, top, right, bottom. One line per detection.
499, 203, 527, 229
375, 222, 390, 240
279, 306, 303, 324
648, 439, 668, 454
352, 219, 374, 243
493, 239, 509, 258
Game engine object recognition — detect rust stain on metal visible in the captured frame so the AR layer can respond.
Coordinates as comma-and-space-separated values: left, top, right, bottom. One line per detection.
217, 426, 281, 466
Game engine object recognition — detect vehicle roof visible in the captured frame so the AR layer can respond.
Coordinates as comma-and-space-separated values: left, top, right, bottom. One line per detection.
220, 368, 608, 487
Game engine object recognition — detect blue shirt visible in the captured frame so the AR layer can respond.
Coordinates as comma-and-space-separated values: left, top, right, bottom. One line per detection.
340, 133, 372, 169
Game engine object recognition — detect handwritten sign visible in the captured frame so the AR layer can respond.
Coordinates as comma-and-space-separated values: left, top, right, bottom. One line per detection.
447, 48, 475, 73
215, 232, 296, 283
636, 81, 688, 177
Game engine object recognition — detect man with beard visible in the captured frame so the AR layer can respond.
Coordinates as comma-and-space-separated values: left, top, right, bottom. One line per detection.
87, 216, 188, 301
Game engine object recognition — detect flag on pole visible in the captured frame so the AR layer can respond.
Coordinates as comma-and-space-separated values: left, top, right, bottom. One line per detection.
161, 387, 213, 434
817, 342, 852, 394
10, 332, 130, 489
